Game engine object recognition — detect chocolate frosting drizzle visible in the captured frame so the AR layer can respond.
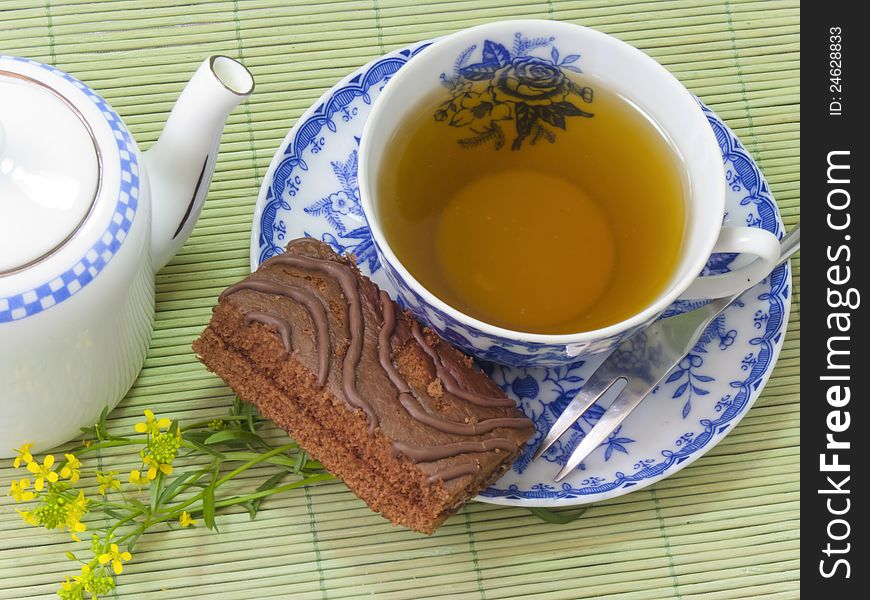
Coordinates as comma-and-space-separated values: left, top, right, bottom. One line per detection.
267, 255, 378, 430
225, 245, 530, 484
410, 321, 515, 408
427, 463, 480, 484
390, 438, 516, 461
378, 292, 527, 483
378, 291, 531, 436
245, 312, 293, 353
221, 279, 331, 387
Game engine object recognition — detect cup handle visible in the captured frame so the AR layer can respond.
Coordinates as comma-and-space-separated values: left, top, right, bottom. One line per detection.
678, 227, 781, 300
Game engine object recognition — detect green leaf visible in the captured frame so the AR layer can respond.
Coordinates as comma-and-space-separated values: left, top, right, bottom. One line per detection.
237, 401, 256, 432
255, 436, 274, 451
150, 472, 165, 514
529, 507, 589, 524
240, 500, 257, 520
94, 405, 110, 441
128, 498, 149, 516
126, 530, 144, 553
183, 437, 227, 459
159, 470, 204, 505
65, 551, 77, 561
183, 430, 212, 444
102, 507, 126, 520
293, 450, 308, 474
204, 429, 265, 447
251, 470, 290, 516
91, 404, 130, 441
202, 479, 217, 531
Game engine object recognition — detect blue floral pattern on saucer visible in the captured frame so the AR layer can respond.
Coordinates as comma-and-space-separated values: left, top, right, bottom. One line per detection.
256, 43, 431, 268
251, 41, 790, 506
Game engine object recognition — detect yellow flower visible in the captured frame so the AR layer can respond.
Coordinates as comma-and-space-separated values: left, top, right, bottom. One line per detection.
58, 567, 87, 600
59, 563, 113, 598
60, 454, 81, 483
141, 429, 181, 479
98, 543, 132, 575
134, 409, 171, 435
8, 478, 36, 503
16, 508, 38, 526
71, 489, 88, 512
143, 455, 173, 479
66, 490, 89, 542
12, 443, 33, 468
76, 565, 91, 585
96, 471, 121, 496
128, 469, 147, 487
179, 511, 197, 528
24, 486, 89, 539
26, 454, 58, 491
68, 522, 86, 543
78, 562, 115, 596
59, 575, 79, 594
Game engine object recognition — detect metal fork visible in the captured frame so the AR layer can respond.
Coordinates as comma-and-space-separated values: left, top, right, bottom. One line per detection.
533, 224, 800, 482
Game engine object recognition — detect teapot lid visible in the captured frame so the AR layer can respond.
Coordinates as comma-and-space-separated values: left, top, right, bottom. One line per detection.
0, 71, 99, 274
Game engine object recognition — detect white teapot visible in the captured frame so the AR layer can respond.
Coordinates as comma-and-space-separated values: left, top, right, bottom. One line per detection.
0, 55, 254, 455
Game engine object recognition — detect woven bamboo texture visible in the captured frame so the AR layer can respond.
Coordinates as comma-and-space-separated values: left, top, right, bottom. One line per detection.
0, 1, 799, 598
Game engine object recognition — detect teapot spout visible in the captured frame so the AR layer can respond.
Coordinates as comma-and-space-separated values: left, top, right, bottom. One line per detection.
145, 56, 254, 271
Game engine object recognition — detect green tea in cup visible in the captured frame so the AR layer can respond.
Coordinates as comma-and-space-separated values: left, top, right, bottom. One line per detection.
378, 73, 686, 334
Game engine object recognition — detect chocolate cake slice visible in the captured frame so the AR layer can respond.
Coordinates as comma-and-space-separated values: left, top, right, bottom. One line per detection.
193, 238, 534, 533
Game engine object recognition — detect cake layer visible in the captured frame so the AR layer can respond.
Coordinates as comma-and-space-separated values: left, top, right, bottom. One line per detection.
194, 238, 534, 533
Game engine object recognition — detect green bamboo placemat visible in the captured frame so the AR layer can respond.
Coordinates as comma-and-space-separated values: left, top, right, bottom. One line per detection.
1, 1, 799, 598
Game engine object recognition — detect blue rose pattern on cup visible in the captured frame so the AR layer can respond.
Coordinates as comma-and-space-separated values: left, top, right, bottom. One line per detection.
436, 34, 594, 150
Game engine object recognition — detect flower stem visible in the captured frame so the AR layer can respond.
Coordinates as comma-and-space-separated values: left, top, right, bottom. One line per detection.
218, 451, 301, 468
103, 512, 141, 542
212, 473, 333, 508
153, 444, 297, 519
68, 439, 143, 456
180, 416, 255, 431
167, 472, 333, 518
215, 444, 298, 486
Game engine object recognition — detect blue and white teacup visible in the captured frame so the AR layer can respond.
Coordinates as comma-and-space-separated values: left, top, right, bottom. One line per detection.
358, 20, 780, 367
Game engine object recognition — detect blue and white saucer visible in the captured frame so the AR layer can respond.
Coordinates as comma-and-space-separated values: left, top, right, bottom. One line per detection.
250, 41, 791, 507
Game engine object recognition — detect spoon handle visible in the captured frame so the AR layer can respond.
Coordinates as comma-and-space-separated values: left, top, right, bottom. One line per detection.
776, 223, 801, 267
705, 223, 800, 317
